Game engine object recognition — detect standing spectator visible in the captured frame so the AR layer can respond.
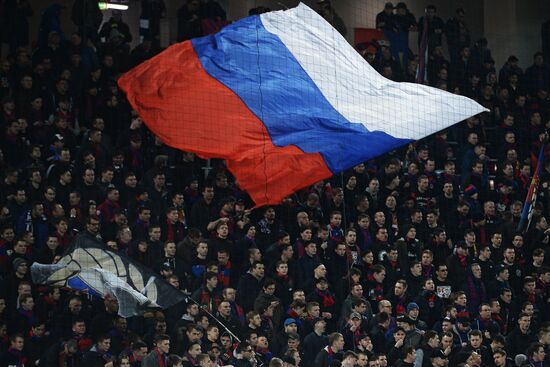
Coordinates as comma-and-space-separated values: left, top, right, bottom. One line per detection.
237, 261, 265, 313
506, 313, 537, 358
139, 0, 166, 45
71, 0, 103, 41
314, 332, 345, 367
99, 10, 132, 44
447, 242, 471, 289
376, 2, 395, 32
0, 0, 33, 53
446, 8, 471, 63
390, 3, 416, 64
37, 4, 65, 47
177, 0, 202, 41
524, 52, 550, 94
317, 0, 346, 37
418, 5, 445, 50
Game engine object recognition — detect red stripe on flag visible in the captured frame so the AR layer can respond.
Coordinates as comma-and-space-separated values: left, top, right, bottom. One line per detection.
118, 41, 332, 206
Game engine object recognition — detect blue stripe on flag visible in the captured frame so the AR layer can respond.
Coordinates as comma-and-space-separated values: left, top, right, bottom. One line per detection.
191, 15, 410, 173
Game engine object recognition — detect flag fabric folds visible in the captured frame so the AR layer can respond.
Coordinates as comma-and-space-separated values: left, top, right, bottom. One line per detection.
118, 3, 487, 206
517, 144, 545, 232
31, 234, 187, 317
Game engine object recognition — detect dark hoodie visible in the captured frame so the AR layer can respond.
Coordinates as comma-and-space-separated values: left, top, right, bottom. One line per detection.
396, 224, 423, 272
415, 289, 444, 326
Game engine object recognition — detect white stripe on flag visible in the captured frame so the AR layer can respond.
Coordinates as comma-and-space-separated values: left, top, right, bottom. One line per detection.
261, 3, 488, 140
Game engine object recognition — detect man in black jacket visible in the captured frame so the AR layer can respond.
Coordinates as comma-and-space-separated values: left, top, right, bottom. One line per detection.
314, 332, 345, 367
415, 278, 444, 327
302, 318, 328, 367
236, 261, 264, 313
25, 321, 52, 366
446, 242, 471, 289
189, 184, 216, 235
90, 294, 118, 338
41, 339, 81, 367
505, 312, 537, 358
369, 311, 391, 354
395, 346, 416, 367
271, 318, 298, 357
81, 334, 113, 367
459, 329, 491, 365
297, 241, 322, 290
215, 301, 242, 340
0, 334, 28, 367
230, 341, 255, 367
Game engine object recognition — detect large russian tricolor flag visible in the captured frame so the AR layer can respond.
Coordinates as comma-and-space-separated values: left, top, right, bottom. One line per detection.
119, 3, 486, 206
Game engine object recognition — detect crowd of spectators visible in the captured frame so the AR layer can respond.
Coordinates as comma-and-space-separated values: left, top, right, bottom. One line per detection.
0, 0, 549, 367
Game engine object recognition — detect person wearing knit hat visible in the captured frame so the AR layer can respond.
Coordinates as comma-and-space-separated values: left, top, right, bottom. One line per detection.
396, 314, 423, 349
464, 184, 478, 197
457, 315, 471, 326
12, 257, 29, 272
463, 184, 482, 217
284, 318, 297, 327
398, 224, 415, 239
406, 302, 428, 331
406, 302, 419, 313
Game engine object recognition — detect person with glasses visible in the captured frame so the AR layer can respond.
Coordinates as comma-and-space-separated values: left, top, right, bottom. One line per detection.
84, 214, 102, 240
473, 302, 500, 335
434, 264, 453, 299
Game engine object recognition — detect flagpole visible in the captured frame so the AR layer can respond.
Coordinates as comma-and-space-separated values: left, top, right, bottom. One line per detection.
416, 8, 429, 84
183, 293, 242, 343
